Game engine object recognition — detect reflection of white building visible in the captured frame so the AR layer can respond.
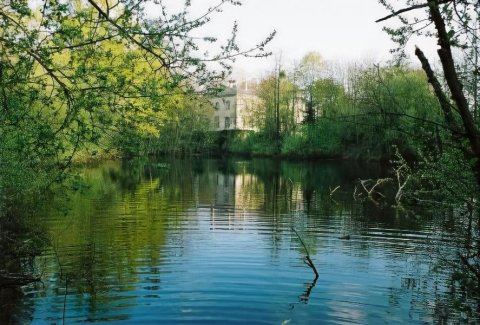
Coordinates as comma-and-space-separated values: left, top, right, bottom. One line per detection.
208, 172, 262, 231
193, 163, 308, 231
214, 173, 235, 205
193, 166, 263, 230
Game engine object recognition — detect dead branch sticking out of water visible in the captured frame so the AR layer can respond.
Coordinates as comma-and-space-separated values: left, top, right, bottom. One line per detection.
292, 227, 319, 279
299, 275, 318, 303
329, 186, 340, 201
354, 178, 392, 205
292, 227, 319, 303
392, 159, 411, 205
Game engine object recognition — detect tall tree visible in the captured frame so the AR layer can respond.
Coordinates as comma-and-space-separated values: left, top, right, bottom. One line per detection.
255, 71, 298, 140
296, 52, 324, 123
377, 0, 480, 183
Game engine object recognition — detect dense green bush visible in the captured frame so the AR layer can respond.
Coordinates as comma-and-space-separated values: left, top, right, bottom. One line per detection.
282, 122, 343, 157
228, 131, 279, 156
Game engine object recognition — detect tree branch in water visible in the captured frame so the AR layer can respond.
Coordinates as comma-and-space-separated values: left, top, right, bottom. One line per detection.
292, 227, 319, 278
292, 227, 319, 302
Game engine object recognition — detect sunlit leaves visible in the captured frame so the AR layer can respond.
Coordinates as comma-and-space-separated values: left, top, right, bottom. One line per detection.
0, 0, 274, 196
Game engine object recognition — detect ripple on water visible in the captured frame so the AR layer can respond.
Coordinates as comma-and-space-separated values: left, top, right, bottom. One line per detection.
22, 159, 464, 324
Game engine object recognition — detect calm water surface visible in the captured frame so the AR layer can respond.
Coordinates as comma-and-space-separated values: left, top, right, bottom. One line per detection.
17, 159, 459, 323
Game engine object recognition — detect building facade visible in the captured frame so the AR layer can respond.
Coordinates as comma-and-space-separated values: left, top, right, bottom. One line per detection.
209, 84, 262, 131
210, 87, 237, 131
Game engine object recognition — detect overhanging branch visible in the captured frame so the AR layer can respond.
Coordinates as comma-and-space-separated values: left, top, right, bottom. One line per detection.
86, 0, 171, 72
376, 0, 452, 23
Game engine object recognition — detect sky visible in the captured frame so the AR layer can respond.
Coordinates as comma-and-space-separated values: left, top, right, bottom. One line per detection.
147, 0, 438, 78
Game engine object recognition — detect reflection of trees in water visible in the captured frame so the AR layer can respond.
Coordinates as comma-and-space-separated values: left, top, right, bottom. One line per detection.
370, 203, 480, 323
22, 157, 480, 322
232, 158, 474, 318
426, 206, 480, 322
35, 160, 195, 322
0, 214, 47, 323
0, 286, 35, 324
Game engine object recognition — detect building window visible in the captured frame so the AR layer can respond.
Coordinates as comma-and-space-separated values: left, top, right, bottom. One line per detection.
225, 117, 230, 129
214, 116, 219, 128
215, 102, 219, 110
226, 100, 230, 110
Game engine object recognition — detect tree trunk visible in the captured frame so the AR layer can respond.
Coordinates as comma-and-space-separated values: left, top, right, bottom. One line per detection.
421, 0, 480, 183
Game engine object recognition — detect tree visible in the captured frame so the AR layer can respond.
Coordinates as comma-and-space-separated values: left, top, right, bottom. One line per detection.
377, 0, 480, 183
378, 1, 480, 310
344, 65, 441, 159
0, 0, 274, 189
311, 78, 347, 118
296, 52, 324, 123
255, 71, 299, 140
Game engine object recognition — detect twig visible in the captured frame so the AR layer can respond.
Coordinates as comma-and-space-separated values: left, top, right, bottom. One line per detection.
292, 227, 319, 279
299, 275, 318, 303
353, 185, 359, 201
357, 178, 392, 205
329, 185, 340, 197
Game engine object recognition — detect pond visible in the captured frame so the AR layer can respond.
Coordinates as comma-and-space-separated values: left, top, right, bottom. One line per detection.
4, 158, 466, 323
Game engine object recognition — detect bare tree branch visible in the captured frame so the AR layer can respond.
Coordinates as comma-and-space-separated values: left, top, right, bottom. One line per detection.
376, 0, 452, 23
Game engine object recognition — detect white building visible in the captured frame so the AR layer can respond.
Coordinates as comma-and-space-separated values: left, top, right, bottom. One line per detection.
210, 87, 238, 131
210, 82, 261, 131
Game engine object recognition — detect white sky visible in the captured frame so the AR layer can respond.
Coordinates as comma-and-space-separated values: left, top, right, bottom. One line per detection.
147, 0, 438, 78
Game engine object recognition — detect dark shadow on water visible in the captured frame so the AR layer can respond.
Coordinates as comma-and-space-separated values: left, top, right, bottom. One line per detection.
0, 213, 47, 324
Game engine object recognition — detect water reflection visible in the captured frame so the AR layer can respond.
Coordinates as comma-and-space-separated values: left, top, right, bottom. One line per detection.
14, 158, 466, 323
0, 211, 46, 324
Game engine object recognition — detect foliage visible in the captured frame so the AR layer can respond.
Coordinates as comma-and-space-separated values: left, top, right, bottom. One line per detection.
377, 0, 480, 316
114, 94, 215, 157
227, 61, 443, 160
281, 122, 343, 158
228, 131, 278, 155
296, 52, 325, 123
254, 73, 300, 140
0, 0, 274, 205
341, 65, 442, 159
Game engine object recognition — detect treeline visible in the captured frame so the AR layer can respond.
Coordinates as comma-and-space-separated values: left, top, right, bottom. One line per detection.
228, 55, 442, 161
126, 55, 445, 163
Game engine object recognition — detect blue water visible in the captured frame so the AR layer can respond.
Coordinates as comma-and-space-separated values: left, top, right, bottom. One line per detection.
15, 159, 458, 323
